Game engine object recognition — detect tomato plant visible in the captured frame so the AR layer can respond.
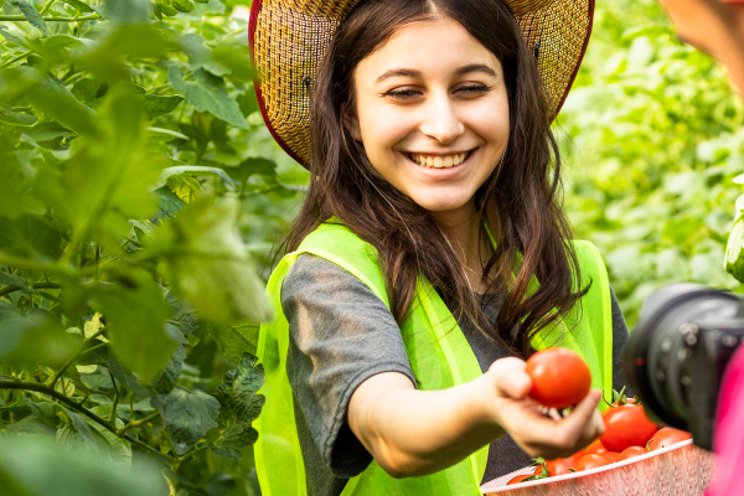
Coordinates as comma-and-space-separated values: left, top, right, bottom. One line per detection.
647, 427, 693, 450
525, 348, 592, 408
600, 403, 658, 452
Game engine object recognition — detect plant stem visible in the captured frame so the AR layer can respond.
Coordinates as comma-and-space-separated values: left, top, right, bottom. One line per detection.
0, 51, 32, 69
117, 411, 161, 437
38, 0, 57, 15
0, 380, 176, 462
46, 330, 104, 388
0, 282, 62, 298
0, 252, 72, 276
0, 14, 101, 22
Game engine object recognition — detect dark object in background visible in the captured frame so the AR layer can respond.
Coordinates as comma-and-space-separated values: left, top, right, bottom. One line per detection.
623, 283, 744, 450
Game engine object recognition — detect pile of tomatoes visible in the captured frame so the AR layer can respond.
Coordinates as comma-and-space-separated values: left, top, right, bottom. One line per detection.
508, 349, 693, 485
508, 398, 692, 484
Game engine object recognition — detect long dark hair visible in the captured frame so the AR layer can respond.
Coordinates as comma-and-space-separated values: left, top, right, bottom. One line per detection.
284, 0, 584, 357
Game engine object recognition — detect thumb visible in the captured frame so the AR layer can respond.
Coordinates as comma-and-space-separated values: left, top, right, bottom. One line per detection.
488, 357, 532, 399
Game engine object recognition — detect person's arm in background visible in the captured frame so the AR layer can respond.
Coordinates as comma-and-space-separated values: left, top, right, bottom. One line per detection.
658, 0, 744, 94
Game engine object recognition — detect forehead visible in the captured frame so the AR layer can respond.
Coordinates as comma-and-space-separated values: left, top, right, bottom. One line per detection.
357, 16, 501, 77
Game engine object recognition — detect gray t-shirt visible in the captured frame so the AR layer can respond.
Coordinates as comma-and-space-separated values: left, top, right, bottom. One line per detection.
281, 254, 631, 496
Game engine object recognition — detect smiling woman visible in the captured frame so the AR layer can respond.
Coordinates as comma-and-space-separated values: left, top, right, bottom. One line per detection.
249, 0, 631, 495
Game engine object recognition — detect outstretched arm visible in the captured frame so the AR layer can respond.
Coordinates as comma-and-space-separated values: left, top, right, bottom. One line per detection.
347, 356, 604, 478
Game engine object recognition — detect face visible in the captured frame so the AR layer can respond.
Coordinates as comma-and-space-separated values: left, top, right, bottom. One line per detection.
347, 16, 510, 223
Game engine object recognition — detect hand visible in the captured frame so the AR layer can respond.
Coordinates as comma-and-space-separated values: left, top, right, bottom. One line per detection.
481, 357, 604, 459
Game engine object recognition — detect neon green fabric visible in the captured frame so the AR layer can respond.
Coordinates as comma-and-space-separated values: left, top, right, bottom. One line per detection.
253, 220, 614, 496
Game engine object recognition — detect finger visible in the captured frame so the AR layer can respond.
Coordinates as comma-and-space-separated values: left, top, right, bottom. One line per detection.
563, 389, 604, 439
488, 357, 532, 399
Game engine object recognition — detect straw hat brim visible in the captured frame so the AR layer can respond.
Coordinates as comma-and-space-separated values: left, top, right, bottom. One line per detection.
249, 0, 595, 167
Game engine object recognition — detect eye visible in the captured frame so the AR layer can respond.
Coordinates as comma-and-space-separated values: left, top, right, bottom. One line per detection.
455, 84, 491, 97
382, 87, 422, 101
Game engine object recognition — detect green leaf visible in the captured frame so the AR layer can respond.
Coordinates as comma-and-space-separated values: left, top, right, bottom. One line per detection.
103, 0, 151, 24
167, 65, 248, 129
70, 79, 108, 107
147, 195, 273, 324
0, 435, 165, 496
91, 270, 177, 382
0, 310, 80, 368
33, 83, 162, 249
228, 157, 278, 184
212, 355, 264, 459
210, 323, 254, 364
152, 342, 185, 394
15, 68, 98, 137
10, 0, 49, 36
144, 94, 183, 119
0, 106, 36, 127
151, 388, 220, 455
156, 165, 236, 190
60, 0, 95, 13
217, 354, 264, 421
75, 24, 180, 83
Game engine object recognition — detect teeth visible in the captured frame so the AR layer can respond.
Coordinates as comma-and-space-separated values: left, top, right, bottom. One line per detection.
410, 152, 468, 168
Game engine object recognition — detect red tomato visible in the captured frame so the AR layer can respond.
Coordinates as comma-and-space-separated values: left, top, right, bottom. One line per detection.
583, 438, 606, 454
618, 445, 648, 461
646, 427, 692, 451
600, 404, 658, 452
525, 348, 592, 408
575, 453, 610, 471
601, 451, 621, 463
507, 474, 531, 485
545, 452, 582, 476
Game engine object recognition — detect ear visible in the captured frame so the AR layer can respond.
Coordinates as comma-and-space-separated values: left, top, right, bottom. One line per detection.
342, 103, 362, 141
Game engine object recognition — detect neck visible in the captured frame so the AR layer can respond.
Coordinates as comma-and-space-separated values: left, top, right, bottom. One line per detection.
431, 205, 495, 292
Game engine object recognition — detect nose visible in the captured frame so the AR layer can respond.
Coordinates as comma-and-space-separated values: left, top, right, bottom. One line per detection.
418, 94, 465, 144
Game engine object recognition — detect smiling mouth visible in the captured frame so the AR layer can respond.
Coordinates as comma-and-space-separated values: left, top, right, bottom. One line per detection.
407, 150, 474, 169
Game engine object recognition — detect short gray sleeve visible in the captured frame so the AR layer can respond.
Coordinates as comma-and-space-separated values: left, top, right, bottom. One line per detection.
281, 254, 416, 482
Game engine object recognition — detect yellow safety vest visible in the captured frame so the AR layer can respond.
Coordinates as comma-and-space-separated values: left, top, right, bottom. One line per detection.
253, 220, 614, 495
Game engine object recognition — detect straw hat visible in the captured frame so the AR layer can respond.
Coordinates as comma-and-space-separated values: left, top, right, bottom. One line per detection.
249, 0, 595, 166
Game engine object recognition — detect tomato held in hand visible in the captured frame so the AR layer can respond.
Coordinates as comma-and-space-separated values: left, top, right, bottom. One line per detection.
525, 348, 592, 408
647, 427, 692, 451
600, 403, 658, 452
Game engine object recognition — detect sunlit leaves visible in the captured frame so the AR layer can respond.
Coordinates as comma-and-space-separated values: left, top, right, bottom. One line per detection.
559, 1, 744, 323
35, 83, 162, 251
0, 0, 279, 493
168, 65, 248, 129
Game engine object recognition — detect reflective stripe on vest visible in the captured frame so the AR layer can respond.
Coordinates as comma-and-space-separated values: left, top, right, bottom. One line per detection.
253, 221, 614, 496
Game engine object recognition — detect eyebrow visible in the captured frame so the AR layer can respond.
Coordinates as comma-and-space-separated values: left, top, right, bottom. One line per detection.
375, 63, 497, 83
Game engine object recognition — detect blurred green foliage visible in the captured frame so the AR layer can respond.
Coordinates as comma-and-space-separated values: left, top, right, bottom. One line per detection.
559, 0, 744, 324
1, 0, 743, 493
0, 0, 306, 493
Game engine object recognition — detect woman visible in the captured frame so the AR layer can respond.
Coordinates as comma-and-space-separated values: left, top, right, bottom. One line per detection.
248, 0, 630, 494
